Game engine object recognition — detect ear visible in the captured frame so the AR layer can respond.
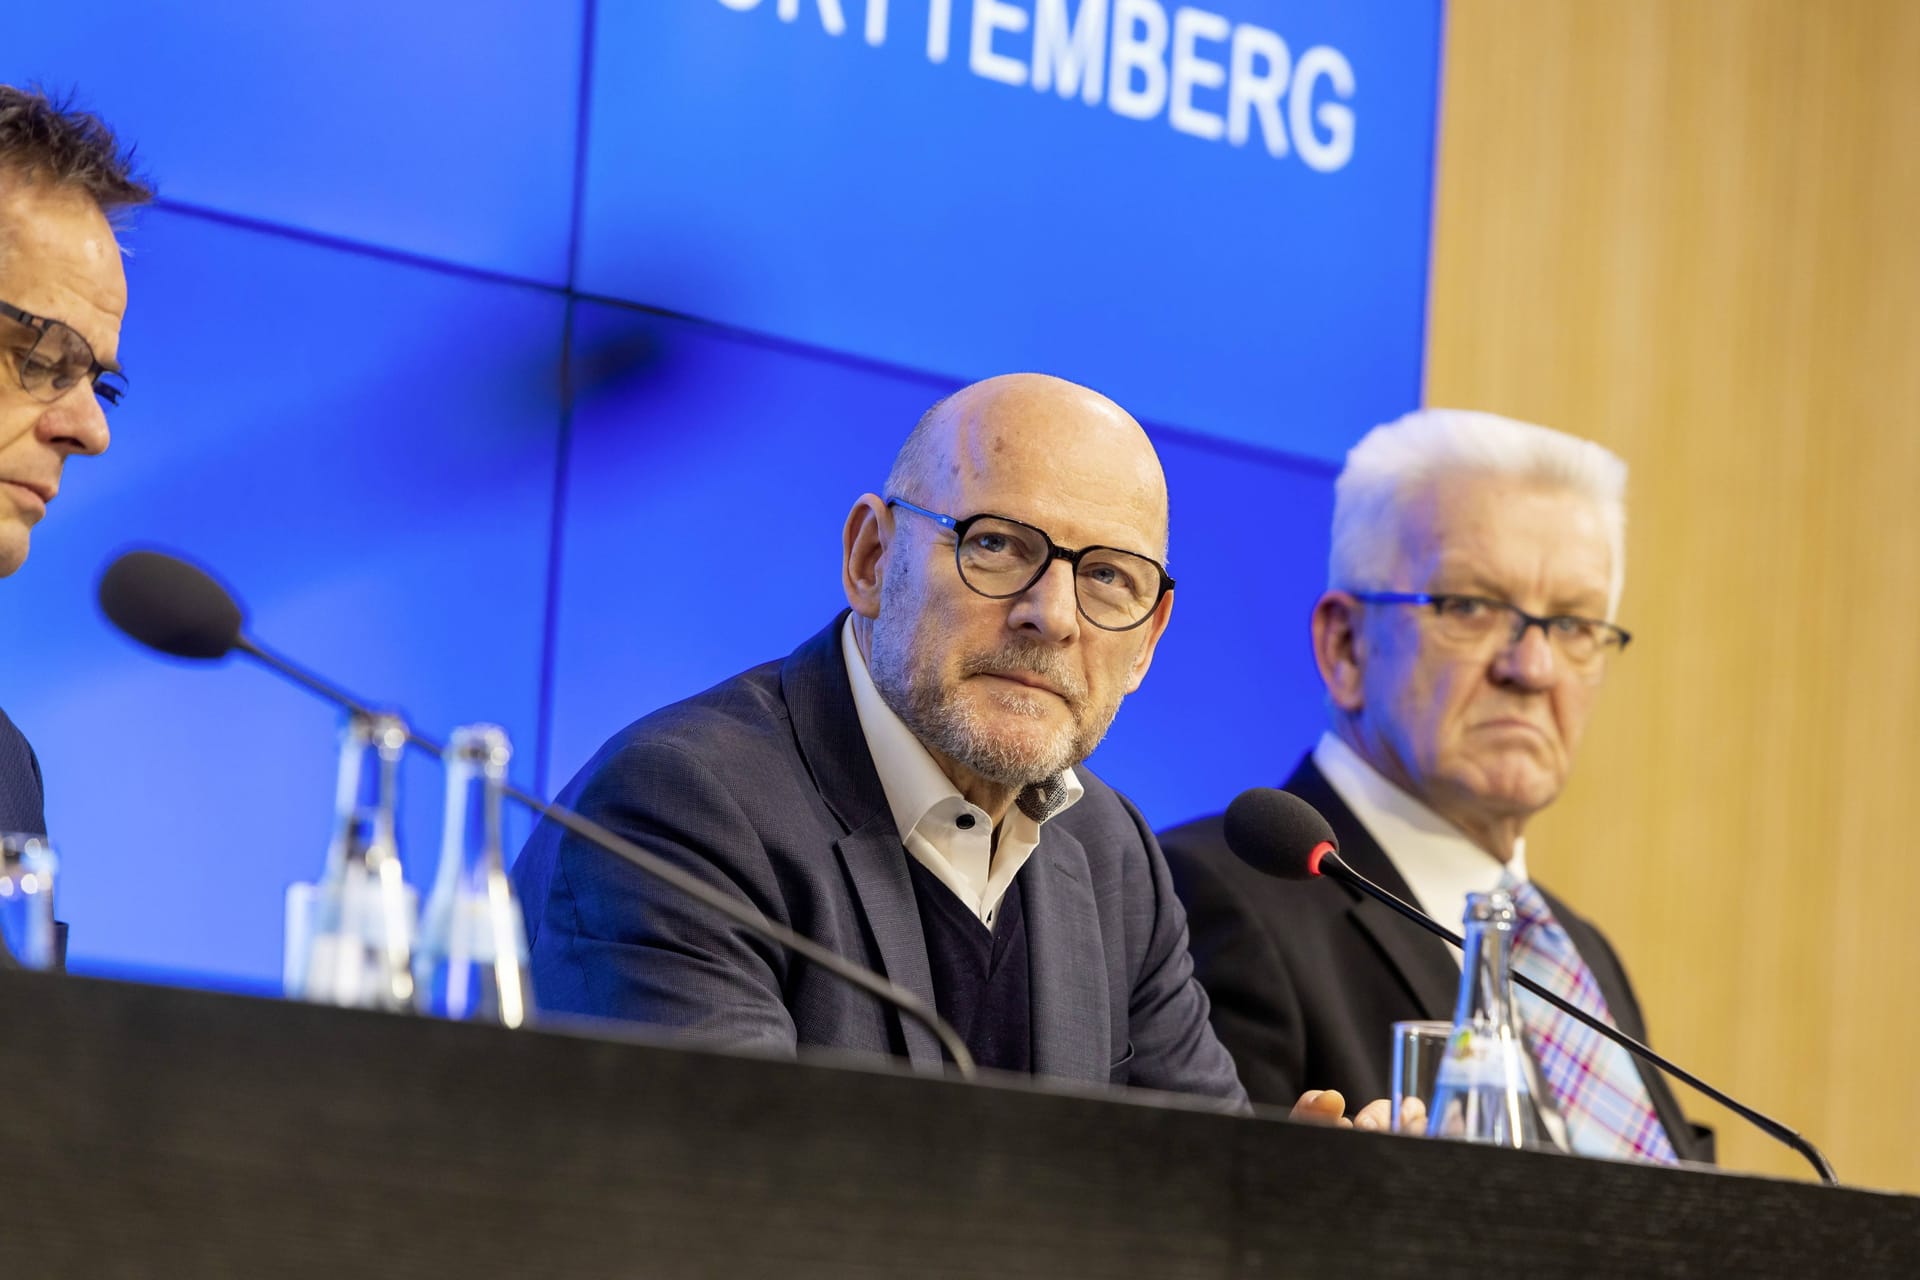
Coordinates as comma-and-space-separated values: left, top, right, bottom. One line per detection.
1311, 590, 1367, 712
842, 494, 892, 619
1121, 588, 1175, 694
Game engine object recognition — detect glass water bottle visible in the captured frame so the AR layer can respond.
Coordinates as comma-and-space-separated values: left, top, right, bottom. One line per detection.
413, 724, 535, 1028
285, 712, 417, 1011
1425, 890, 1562, 1150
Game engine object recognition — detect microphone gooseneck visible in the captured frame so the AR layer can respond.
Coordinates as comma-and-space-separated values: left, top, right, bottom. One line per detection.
95, 549, 980, 1080
1224, 786, 1840, 1186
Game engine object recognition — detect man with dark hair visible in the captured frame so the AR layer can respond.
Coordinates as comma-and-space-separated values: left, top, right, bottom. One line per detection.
0, 85, 151, 836
512, 372, 1396, 1126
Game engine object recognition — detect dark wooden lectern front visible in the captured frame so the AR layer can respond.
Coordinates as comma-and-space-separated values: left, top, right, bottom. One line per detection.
5, 972, 1913, 1277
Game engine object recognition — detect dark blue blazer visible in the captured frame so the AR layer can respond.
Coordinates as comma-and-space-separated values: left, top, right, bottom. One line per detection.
512, 617, 1246, 1104
0, 707, 46, 837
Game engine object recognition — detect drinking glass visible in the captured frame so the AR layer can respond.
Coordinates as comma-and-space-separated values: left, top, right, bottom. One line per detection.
1390, 1019, 1452, 1131
0, 834, 59, 970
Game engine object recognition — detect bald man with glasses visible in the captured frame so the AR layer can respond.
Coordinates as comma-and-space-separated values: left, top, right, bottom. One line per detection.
511, 373, 1400, 1128
1161, 408, 1715, 1163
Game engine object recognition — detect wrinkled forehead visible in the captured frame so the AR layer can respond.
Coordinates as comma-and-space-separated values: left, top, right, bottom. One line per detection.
935, 390, 1170, 555
1396, 474, 1613, 603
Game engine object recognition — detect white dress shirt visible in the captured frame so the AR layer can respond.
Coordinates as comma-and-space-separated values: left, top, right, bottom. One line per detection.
841, 616, 1083, 928
1311, 731, 1530, 967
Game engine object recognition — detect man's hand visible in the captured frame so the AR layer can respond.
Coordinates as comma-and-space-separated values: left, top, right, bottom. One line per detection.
1287, 1089, 1425, 1133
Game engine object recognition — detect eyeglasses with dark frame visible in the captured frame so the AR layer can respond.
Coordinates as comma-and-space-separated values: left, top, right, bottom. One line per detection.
886, 497, 1175, 632
0, 299, 127, 409
1350, 591, 1633, 666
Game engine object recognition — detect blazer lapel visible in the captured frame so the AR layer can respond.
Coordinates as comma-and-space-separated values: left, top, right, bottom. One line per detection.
833, 810, 943, 1067
781, 615, 890, 836
782, 615, 942, 1069
1284, 757, 1461, 1020
1348, 895, 1461, 1020
1022, 823, 1111, 1083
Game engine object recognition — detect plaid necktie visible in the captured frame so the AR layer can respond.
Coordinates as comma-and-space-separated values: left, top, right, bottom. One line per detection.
1503, 877, 1679, 1164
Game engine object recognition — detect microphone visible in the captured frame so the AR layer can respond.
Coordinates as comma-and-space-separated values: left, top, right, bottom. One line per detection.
99, 550, 384, 714
97, 549, 980, 1079
1224, 787, 1839, 1185
98, 550, 245, 659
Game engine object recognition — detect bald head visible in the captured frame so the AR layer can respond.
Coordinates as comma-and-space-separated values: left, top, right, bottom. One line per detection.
886, 373, 1169, 556
844, 372, 1177, 814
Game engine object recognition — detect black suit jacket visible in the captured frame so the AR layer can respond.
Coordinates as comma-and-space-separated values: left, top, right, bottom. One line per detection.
511, 616, 1245, 1104
1160, 755, 1712, 1162
0, 707, 45, 837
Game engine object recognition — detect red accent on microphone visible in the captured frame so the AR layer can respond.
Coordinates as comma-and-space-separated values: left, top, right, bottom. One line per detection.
1307, 841, 1335, 877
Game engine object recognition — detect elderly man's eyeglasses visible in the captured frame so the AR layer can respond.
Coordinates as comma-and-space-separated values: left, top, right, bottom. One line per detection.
887, 497, 1174, 632
1351, 591, 1632, 666
1, 300, 127, 409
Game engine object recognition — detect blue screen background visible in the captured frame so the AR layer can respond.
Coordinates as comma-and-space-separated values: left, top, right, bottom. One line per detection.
1, 0, 1441, 989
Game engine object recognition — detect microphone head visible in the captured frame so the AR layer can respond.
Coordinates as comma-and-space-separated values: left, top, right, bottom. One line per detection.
98, 549, 246, 661
1223, 787, 1339, 881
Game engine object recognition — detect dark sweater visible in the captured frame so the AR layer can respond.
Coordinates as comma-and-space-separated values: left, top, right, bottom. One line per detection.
908, 857, 1032, 1075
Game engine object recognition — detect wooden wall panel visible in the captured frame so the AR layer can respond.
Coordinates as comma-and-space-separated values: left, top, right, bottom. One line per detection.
1425, 0, 1920, 1189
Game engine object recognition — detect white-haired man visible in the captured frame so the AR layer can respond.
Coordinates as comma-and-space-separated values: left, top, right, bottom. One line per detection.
1160, 408, 1713, 1164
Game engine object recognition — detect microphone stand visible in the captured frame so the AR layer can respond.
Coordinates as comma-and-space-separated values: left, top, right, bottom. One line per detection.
1318, 850, 1838, 1185
237, 634, 980, 1080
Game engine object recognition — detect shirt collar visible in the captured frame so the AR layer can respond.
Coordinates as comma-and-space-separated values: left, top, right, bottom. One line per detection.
840, 616, 1082, 843
1311, 730, 1528, 922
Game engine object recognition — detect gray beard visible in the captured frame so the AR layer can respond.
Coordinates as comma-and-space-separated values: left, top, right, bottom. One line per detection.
884, 663, 1082, 789
867, 582, 1117, 789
